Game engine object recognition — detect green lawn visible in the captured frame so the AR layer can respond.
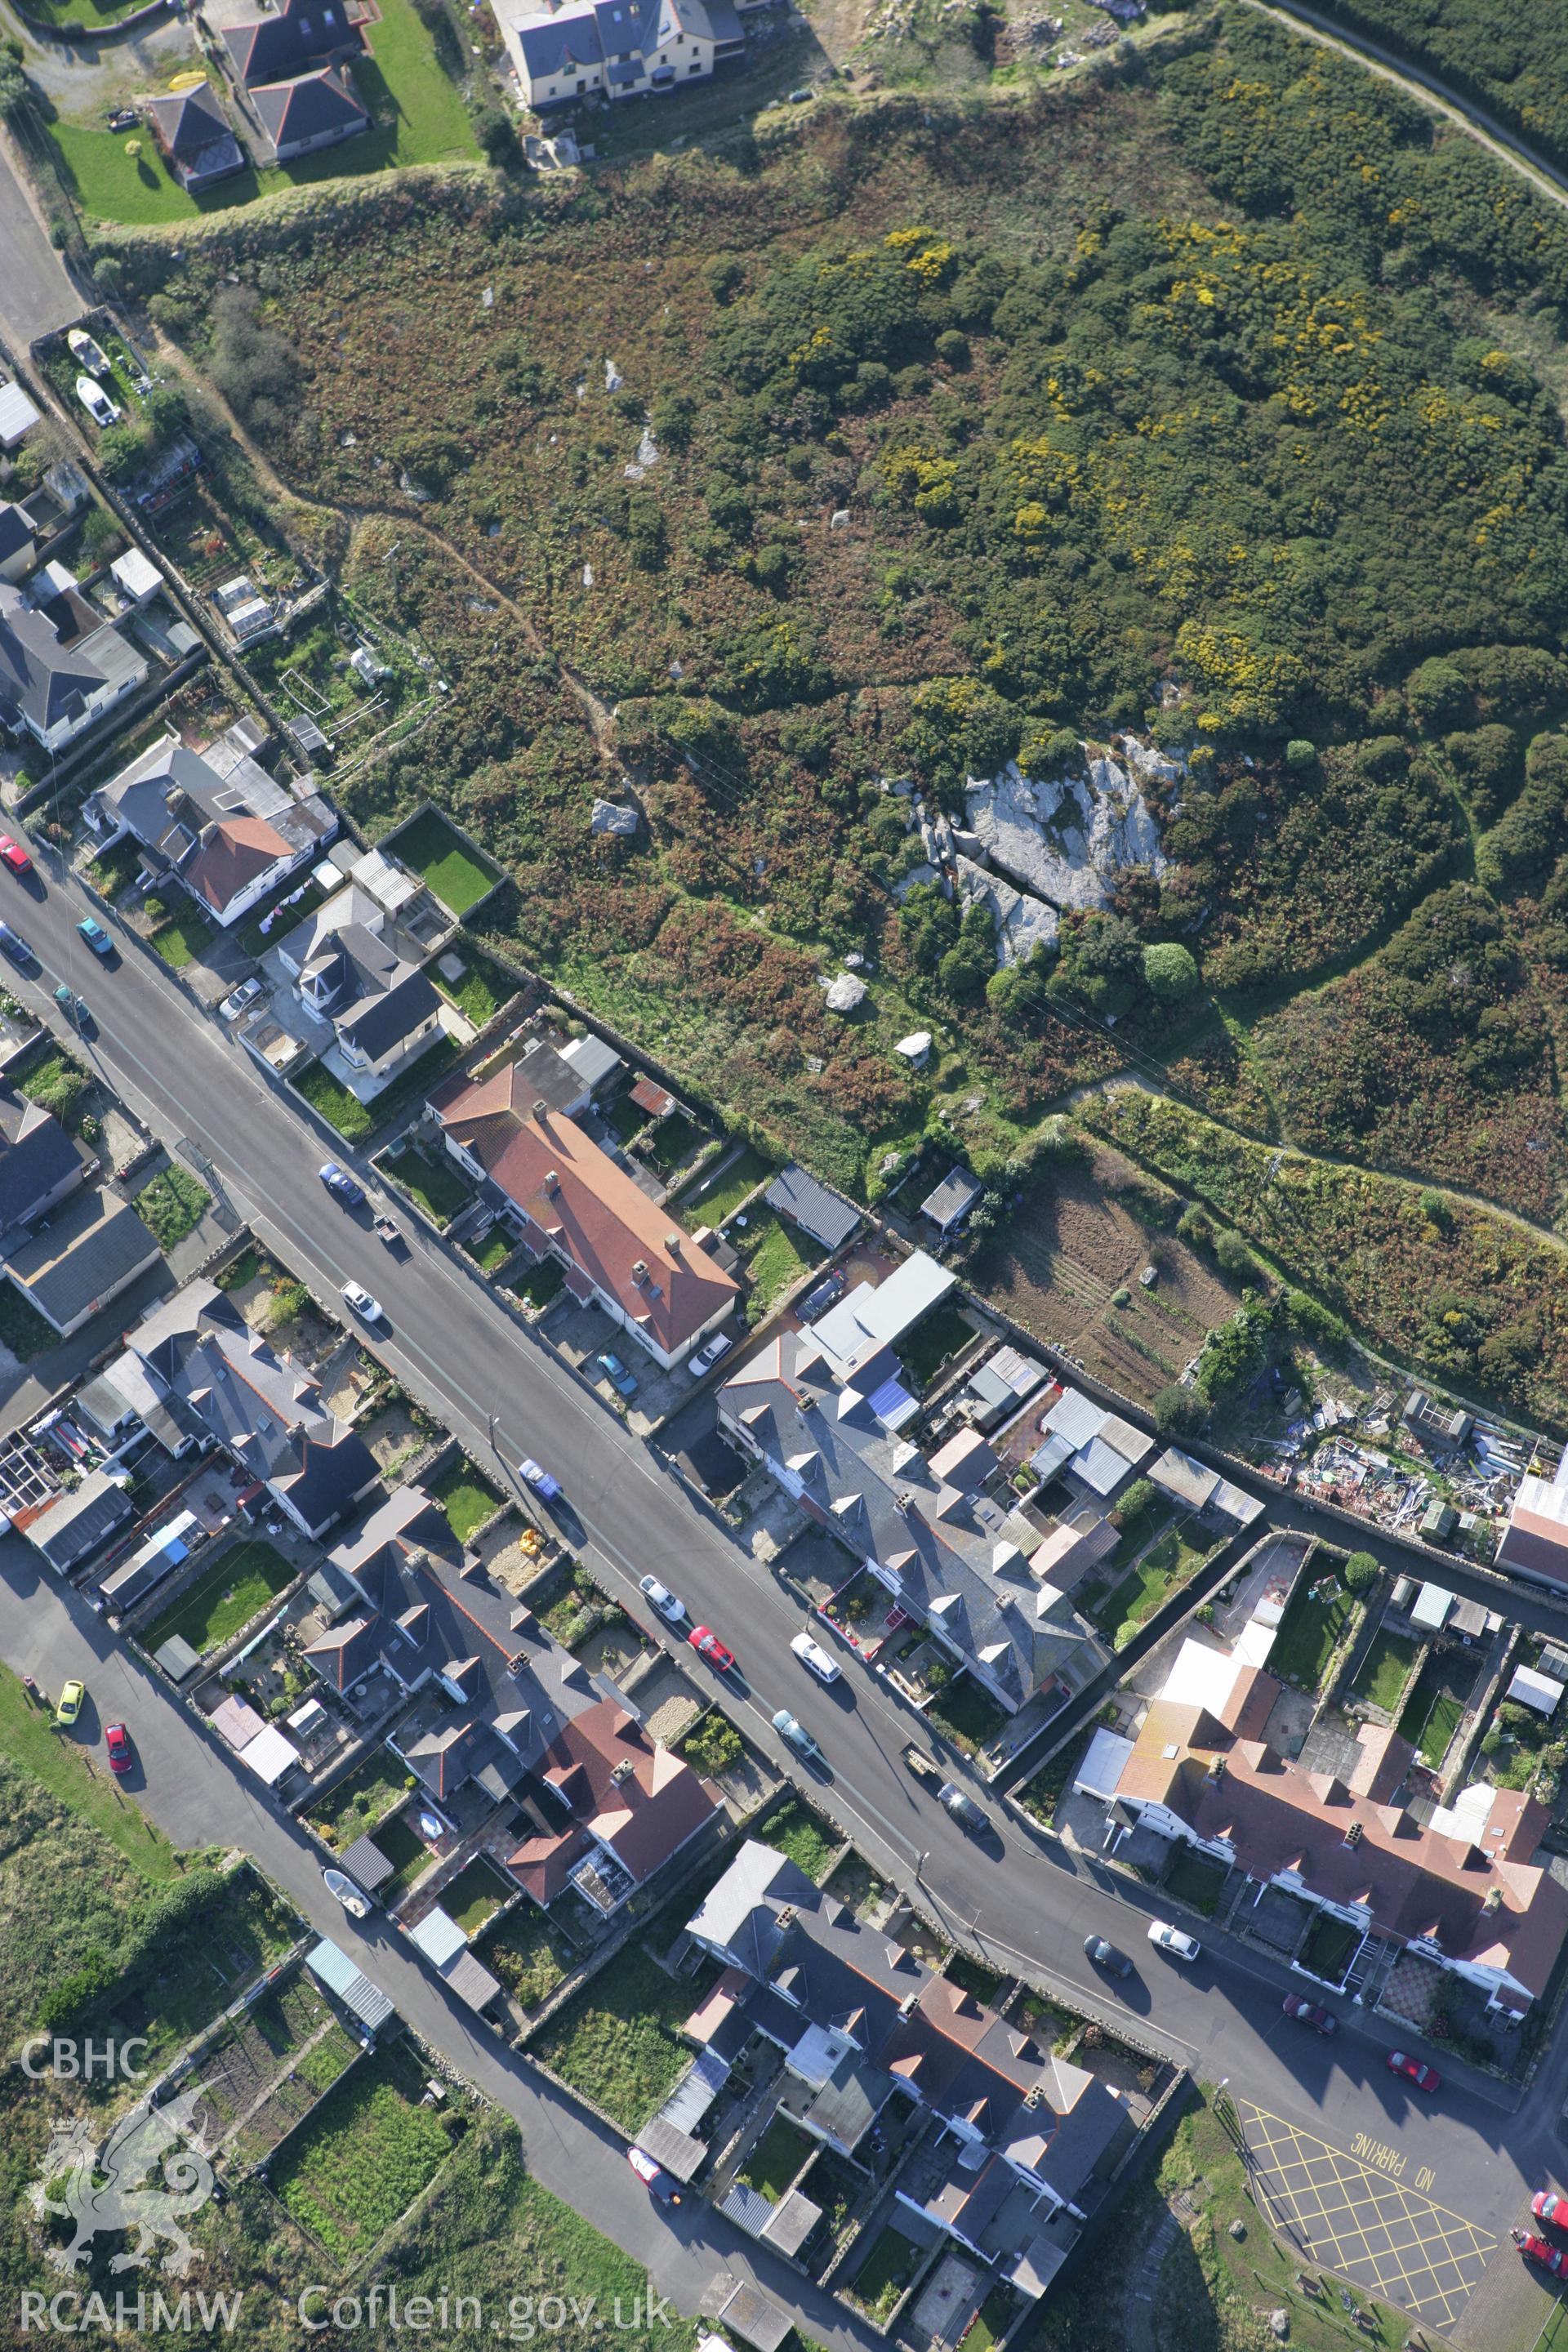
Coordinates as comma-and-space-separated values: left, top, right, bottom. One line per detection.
740, 1209, 824, 1321
0, 1283, 56, 1362
87, 836, 147, 900
532, 1944, 713, 2132
479, 1905, 577, 2010
440, 1857, 510, 1935
1164, 1846, 1228, 1917
898, 1301, 976, 1392
20, 1049, 91, 1130
648, 1111, 701, 1172
1398, 1659, 1468, 1769
140, 1539, 296, 1655
294, 1059, 374, 1143
391, 809, 495, 915
308, 1751, 415, 1850
852, 2225, 927, 2323
465, 1219, 514, 1273
433, 953, 514, 1027
0, 1665, 181, 1885
1267, 1572, 1356, 1694
1352, 1627, 1420, 1715
680, 1146, 771, 1229
382, 1141, 472, 1226
272, 2038, 452, 2264
1299, 1912, 1361, 1985
375, 1810, 435, 1899
925, 1671, 1009, 1757
1085, 1528, 1209, 1650
430, 1458, 502, 1543
148, 903, 216, 969
134, 1165, 210, 1249
740, 2115, 812, 2203
756, 1798, 841, 1884
510, 1258, 565, 1309
51, 0, 475, 229
960, 2289, 1022, 2352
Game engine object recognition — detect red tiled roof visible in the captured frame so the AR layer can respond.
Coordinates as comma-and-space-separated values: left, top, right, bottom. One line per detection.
185, 815, 291, 914
507, 1699, 718, 1898
1116, 1683, 1568, 1997
439, 1075, 737, 1353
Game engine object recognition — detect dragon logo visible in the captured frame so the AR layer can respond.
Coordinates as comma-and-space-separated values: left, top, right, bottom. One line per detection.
29, 2096, 215, 2278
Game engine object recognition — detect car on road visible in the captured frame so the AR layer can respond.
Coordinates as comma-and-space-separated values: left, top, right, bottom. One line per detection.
1147, 1920, 1201, 1963
54, 984, 91, 1033
54, 1678, 86, 1728
688, 1330, 733, 1378
790, 1630, 841, 1684
519, 1458, 562, 1499
1387, 2050, 1440, 2093
340, 1281, 383, 1325
627, 2147, 682, 2205
597, 1350, 639, 1399
322, 1867, 372, 1919
1083, 1935, 1134, 1977
77, 917, 114, 960
220, 976, 263, 1022
688, 1625, 736, 1675
1282, 1993, 1338, 2034
773, 1708, 825, 1766
1534, 2190, 1568, 2232
77, 375, 121, 428
0, 835, 33, 876
0, 921, 33, 968
1515, 2231, 1567, 2275
105, 1722, 132, 1775
639, 1575, 686, 1624
800, 1271, 845, 1322
938, 1782, 989, 1836
318, 1160, 366, 1209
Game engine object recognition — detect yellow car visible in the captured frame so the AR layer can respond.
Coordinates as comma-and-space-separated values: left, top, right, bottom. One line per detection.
54, 1678, 85, 1728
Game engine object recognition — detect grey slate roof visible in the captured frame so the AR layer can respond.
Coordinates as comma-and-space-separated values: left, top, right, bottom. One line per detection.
252, 66, 368, 149
224, 0, 361, 86
0, 502, 34, 568
764, 1164, 860, 1252
336, 965, 439, 1060
145, 82, 243, 181
0, 581, 113, 737
0, 1093, 81, 1234
28, 1468, 134, 1571
719, 1329, 1105, 1710
2, 1187, 160, 1331
124, 1278, 377, 1534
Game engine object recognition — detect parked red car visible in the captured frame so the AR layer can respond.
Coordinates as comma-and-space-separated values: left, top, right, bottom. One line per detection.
0, 835, 32, 876
105, 1722, 132, 1775
1533, 2190, 1568, 2231
688, 1626, 736, 1674
1387, 2050, 1441, 2093
1515, 2230, 1568, 2275
1282, 1993, 1338, 2035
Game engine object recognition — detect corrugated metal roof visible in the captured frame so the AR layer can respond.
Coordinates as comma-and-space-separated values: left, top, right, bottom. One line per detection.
306, 1936, 394, 2032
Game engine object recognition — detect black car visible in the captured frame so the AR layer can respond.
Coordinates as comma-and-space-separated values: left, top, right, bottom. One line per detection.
0, 920, 33, 968
1084, 1935, 1134, 1978
938, 1782, 990, 1837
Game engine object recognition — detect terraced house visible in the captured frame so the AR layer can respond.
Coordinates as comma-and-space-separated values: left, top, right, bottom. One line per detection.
718, 1305, 1107, 1717
492, 0, 745, 110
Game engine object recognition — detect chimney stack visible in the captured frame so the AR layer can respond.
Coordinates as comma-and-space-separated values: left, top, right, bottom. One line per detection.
631, 1258, 648, 1285
543, 1169, 560, 1196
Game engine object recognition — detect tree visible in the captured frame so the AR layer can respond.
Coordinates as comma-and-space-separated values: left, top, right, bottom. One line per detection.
1285, 737, 1316, 770
1142, 940, 1200, 1002
1154, 1383, 1205, 1438
1343, 1551, 1378, 1593
1112, 1477, 1156, 1528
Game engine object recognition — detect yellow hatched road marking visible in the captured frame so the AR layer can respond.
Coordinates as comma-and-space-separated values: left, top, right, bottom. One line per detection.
1238, 2100, 1496, 2328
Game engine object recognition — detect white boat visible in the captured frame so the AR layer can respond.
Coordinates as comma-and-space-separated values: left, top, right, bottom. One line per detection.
322, 1866, 372, 1919
68, 327, 112, 377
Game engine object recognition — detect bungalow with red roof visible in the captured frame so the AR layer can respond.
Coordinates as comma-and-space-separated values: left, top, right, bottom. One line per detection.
435, 1066, 738, 1368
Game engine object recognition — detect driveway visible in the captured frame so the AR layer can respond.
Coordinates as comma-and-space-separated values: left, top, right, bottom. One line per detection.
0, 827, 1565, 2332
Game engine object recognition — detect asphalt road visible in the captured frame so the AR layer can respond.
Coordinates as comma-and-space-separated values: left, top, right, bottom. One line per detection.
0, 839, 1565, 2324
0, 125, 81, 350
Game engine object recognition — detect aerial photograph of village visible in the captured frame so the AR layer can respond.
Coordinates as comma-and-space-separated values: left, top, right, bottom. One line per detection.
3, 0, 1568, 2344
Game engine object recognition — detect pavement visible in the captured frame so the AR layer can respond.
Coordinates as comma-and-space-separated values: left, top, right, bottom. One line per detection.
1, 835, 1567, 2340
